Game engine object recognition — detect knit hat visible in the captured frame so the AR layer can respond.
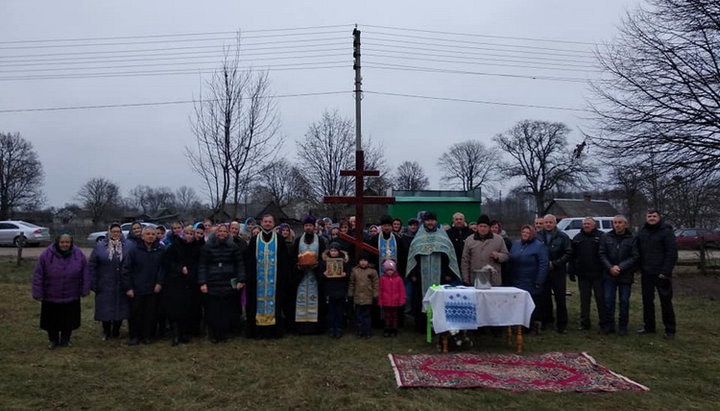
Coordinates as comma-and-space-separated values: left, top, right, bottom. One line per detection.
477, 214, 491, 226
382, 259, 397, 273
328, 241, 342, 251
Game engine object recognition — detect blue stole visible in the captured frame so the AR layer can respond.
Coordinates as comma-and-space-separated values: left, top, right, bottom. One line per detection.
378, 233, 398, 276
255, 231, 278, 326
296, 233, 320, 323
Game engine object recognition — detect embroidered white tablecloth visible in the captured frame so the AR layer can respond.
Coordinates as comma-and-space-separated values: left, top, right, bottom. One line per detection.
422, 286, 535, 333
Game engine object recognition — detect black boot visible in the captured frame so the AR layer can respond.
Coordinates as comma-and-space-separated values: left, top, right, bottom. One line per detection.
112, 321, 122, 338
171, 322, 180, 346
59, 330, 72, 347
47, 330, 60, 350
102, 322, 112, 341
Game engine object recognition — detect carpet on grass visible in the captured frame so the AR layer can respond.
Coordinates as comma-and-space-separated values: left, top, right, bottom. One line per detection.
388, 352, 648, 392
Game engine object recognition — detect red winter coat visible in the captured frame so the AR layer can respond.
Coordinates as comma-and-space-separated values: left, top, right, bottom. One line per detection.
378, 271, 406, 307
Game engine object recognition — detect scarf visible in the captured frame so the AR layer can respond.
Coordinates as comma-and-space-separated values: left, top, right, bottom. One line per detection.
107, 238, 123, 261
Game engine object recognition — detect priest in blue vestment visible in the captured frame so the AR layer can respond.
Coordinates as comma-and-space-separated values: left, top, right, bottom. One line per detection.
292, 215, 326, 335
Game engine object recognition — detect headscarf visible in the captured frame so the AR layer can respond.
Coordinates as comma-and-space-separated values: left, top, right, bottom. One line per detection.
53, 232, 74, 258
106, 223, 124, 261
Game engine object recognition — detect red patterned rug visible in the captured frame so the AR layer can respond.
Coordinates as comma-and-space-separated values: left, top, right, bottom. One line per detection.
388, 352, 648, 392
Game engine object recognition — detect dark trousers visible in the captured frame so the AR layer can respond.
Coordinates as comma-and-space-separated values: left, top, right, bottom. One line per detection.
102, 321, 122, 338
47, 329, 72, 345
578, 275, 607, 330
641, 274, 676, 334
129, 294, 157, 341
355, 304, 372, 336
604, 277, 631, 332
327, 298, 345, 332
541, 271, 568, 331
384, 306, 399, 329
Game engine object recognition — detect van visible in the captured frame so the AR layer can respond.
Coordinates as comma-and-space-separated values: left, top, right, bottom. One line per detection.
556, 217, 614, 240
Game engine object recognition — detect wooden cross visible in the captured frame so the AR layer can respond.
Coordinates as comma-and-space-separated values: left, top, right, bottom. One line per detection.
324, 150, 395, 259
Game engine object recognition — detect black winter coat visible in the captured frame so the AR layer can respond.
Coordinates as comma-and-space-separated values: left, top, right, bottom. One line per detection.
197, 235, 245, 296
570, 229, 604, 279
446, 226, 474, 267
599, 229, 637, 284
635, 221, 678, 277
121, 241, 165, 296
538, 229, 572, 274
161, 235, 202, 319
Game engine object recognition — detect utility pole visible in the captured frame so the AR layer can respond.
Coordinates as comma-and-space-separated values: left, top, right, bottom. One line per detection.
353, 27, 362, 151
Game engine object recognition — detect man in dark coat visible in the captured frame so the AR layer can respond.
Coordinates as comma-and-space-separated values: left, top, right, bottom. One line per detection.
569, 218, 609, 333
635, 210, 678, 338
538, 214, 572, 334
446, 212, 474, 265
599, 215, 638, 336
121, 226, 165, 345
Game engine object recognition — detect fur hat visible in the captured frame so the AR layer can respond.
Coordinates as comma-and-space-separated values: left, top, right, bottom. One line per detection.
477, 214, 491, 226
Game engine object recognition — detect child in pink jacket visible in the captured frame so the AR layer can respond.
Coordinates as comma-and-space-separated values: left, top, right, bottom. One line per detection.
378, 260, 406, 337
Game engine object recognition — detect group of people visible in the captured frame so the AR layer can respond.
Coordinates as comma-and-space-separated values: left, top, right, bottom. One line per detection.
31, 208, 678, 349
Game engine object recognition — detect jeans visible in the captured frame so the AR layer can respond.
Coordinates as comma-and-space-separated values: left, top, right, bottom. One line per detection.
355, 304, 372, 336
603, 277, 631, 332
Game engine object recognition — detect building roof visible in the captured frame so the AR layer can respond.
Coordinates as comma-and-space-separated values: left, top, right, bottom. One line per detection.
544, 198, 618, 218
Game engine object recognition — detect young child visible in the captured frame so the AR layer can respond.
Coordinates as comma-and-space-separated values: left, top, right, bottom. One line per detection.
348, 256, 379, 338
322, 242, 350, 338
378, 259, 407, 337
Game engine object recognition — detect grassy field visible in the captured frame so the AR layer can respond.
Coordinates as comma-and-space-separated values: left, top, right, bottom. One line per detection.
1, 257, 719, 410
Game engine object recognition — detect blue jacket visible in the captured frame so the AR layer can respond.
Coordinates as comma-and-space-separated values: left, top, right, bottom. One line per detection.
509, 238, 549, 295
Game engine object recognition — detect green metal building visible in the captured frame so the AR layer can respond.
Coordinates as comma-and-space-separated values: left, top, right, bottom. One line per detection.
388, 189, 482, 227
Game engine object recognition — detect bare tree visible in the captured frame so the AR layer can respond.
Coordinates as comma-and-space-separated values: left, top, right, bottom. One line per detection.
590, 0, 720, 178
175, 186, 199, 210
186, 34, 281, 215
253, 159, 310, 207
128, 185, 176, 215
438, 140, 499, 191
494, 120, 597, 215
296, 109, 387, 201
77, 178, 120, 224
0, 132, 44, 219
394, 161, 429, 191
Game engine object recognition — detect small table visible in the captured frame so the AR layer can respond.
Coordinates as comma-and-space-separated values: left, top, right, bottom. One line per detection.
422, 285, 535, 353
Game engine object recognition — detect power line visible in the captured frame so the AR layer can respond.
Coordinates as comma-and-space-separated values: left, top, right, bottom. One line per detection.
0, 91, 352, 113
364, 62, 592, 83
0, 64, 349, 81
0, 30, 348, 50
361, 24, 599, 46
0, 24, 352, 44
363, 90, 591, 112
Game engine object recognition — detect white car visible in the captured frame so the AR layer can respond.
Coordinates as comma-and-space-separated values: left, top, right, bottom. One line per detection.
86, 222, 157, 243
556, 217, 614, 239
0, 220, 52, 246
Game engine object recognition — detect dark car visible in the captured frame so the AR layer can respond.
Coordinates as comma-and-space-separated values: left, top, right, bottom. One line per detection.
675, 228, 720, 249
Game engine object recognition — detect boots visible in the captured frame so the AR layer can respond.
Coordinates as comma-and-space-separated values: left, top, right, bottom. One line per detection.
102, 322, 112, 341
171, 322, 180, 346
59, 330, 72, 347
111, 321, 122, 338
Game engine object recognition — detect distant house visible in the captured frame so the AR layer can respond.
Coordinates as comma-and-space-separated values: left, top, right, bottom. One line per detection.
543, 195, 618, 219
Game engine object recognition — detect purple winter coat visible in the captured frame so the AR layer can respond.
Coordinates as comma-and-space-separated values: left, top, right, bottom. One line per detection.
32, 245, 91, 302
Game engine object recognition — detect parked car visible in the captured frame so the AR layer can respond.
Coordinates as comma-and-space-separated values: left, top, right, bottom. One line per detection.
0, 220, 51, 246
556, 217, 614, 239
675, 228, 720, 249
86, 222, 158, 243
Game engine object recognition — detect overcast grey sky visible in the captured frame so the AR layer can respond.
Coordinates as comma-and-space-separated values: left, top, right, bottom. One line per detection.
0, 0, 638, 208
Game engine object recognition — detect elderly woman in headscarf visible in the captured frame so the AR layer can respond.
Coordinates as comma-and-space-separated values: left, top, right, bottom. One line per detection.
32, 233, 91, 349
89, 223, 130, 340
